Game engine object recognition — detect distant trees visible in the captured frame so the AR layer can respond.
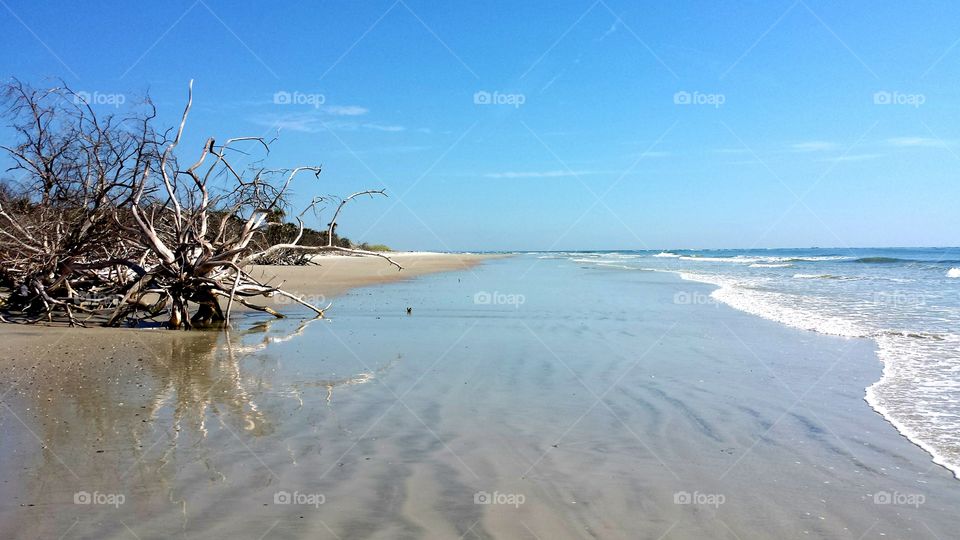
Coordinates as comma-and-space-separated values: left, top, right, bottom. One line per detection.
0, 79, 398, 328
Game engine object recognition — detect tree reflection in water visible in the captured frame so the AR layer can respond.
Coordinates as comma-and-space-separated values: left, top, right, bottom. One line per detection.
3, 315, 396, 536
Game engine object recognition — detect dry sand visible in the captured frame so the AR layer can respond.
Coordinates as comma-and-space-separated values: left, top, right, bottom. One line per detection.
247, 252, 492, 300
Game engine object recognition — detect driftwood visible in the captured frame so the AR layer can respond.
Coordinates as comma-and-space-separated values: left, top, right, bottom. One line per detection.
0, 79, 399, 328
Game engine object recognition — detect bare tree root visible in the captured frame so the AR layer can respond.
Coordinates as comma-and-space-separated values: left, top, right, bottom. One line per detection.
0, 79, 401, 328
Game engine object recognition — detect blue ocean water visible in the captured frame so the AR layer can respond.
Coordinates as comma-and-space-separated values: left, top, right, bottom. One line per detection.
534, 248, 960, 477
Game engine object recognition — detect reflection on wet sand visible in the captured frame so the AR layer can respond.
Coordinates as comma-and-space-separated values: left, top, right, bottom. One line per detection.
296, 354, 399, 405
0, 317, 391, 538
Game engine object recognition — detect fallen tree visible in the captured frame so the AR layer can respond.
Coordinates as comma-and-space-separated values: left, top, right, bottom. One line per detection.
0, 79, 399, 328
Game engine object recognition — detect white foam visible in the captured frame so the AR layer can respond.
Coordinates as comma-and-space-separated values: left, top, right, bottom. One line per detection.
680, 256, 759, 263
676, 272, 868, 338
947, 268, 960, 278
750, 263, 791, 268
653, 252, 681, 258
679, 255, 850, 264
596, 262, 637, 270
569, 255, 641, 271
866, 333, 960, 479
789, 256, 852, 262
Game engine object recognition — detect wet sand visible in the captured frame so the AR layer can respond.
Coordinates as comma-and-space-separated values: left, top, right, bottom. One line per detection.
1, 255, 958, 539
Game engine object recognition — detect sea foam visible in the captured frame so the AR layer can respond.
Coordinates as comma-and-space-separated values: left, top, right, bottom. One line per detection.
677, 272, 867, 338
867, 332, 960, 479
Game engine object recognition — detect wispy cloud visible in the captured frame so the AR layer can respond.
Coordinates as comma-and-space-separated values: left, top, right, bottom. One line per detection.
251, 112, 404, 133
483, 170, 612, 179
711, 148, 752, 155
250, 114, 319, 133
330, 144, 432, 155
619, 146, 673, 158
886, 136, 948, 148
790, 141, 838, 152
324, 105, 369, 116
213, 99, 368, 115
819, 153, 882, 162
359, 122, 406, 132
636, 150, 672, 158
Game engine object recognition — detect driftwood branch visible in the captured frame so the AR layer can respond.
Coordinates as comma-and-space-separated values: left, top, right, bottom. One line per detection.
0, 79, 399, 328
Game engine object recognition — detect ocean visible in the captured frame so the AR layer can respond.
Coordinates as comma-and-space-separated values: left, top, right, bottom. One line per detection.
538, 247, 960, 478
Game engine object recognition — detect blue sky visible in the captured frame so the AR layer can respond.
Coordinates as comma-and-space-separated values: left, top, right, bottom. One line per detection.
1, 0, 958, 250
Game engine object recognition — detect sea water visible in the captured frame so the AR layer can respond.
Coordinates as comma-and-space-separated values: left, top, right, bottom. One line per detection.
538, 248, 960, 478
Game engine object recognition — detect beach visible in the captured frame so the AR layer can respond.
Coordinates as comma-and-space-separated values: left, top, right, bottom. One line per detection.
247, 252, 494, 301
4, 1, 958, 538
1, 253, 958, 539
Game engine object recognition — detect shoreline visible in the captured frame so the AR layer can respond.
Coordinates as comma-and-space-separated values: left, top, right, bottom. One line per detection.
866, 361, 960, 480
671, 268, 960, 480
